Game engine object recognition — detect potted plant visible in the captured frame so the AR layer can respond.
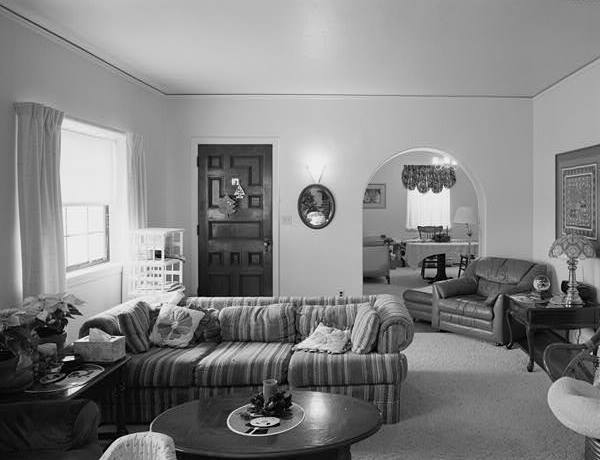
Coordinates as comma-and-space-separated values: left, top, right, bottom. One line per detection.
24, 293, 84, 353
0, 308, 37, 391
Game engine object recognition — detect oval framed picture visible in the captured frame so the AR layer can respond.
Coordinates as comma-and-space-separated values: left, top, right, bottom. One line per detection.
297, 184, 335, 229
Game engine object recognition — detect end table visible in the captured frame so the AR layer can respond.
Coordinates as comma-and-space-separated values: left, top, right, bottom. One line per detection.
505, 295, 600, 372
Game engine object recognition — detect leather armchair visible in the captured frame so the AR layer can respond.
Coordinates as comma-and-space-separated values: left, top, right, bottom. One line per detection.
363, 236, 391, 283
432, 257, 547, 344
0, 399, 102, 460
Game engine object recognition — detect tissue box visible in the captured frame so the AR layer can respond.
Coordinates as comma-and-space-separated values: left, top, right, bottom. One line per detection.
74, 335, 126, 362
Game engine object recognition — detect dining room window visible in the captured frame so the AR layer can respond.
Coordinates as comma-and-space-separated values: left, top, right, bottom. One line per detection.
406, 188, 451, 229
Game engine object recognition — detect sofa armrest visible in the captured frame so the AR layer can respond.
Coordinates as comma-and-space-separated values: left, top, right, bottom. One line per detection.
373, 295, 414, 353
0, 399, 100, 453
435, 277, 478, 299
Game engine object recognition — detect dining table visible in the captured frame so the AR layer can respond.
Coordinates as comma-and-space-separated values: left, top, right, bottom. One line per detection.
404, 239, 478, 282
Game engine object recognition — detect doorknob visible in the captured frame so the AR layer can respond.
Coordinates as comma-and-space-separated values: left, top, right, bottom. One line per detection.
264, 238, 272, 253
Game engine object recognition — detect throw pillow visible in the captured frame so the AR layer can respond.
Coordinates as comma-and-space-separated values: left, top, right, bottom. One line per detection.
187, 305, 222, 343
149, 305, 205, 348
351, 305, 380, 353
293, 323, 351, 354
116, 301, 152, 354
218, 304, 296, 343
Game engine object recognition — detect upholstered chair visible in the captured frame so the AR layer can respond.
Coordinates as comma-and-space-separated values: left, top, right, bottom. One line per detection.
363, 236, 391, 284
432, 257, 547, 344
100, 432, 177, 460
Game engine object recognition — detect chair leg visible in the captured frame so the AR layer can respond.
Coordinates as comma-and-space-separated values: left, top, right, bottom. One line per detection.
386, 275, 391, 284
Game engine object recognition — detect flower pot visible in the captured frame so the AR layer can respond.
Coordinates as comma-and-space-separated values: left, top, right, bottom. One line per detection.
37, 328, 67, 355
0, 350, 32, 393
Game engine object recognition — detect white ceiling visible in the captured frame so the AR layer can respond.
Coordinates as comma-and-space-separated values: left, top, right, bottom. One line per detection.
2, 0, 600, 97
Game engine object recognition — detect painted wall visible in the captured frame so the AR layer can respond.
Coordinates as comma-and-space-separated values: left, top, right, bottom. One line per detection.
533, 58, 600, 302
165, 95, 533, 297
0, 12, 165, 314
362, 151, 479, 242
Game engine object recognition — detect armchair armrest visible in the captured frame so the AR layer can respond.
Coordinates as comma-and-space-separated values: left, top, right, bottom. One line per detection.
373, 294, 415, 353
0, 399, 100, 454
435, 277, 478, 299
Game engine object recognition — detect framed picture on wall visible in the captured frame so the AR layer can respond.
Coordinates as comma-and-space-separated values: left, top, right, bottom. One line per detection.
555, 144, 600, 252
363, 184, 386, 209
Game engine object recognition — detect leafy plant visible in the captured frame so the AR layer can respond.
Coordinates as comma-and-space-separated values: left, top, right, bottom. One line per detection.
0, 308, 37, 357
23, 293, 85, 335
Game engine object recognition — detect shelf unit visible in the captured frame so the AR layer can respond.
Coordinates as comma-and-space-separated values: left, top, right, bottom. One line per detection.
130, 228, 184, 295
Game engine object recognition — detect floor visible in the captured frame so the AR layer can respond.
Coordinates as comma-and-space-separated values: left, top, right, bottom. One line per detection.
363, 264, 461, 298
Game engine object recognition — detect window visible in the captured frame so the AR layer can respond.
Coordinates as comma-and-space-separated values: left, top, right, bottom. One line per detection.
406, 188, 451, 229
63, 205, 109, 271
60, 119, 125, 272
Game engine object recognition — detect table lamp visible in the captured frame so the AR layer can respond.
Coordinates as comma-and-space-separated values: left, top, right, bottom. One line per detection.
548, 233, 596, 307
453, 206, 477, 256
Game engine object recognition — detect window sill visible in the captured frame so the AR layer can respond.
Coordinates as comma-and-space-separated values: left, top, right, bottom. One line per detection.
66, 262, 123, 288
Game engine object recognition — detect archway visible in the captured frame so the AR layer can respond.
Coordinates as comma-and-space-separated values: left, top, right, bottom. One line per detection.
362, 147, 485, 296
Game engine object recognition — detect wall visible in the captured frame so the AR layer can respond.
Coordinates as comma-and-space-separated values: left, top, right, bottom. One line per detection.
362, 151, 479, 242
533, 58, 600, 300
165, 95, 533, 297
0, 12, 165, 315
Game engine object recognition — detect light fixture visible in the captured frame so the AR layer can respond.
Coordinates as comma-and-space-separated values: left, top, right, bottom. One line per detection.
548, 233, 596, 307
306, 159, 326, 184
453, 206, 477, 256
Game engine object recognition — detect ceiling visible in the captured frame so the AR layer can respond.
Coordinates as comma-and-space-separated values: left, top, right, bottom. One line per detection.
2, 0, 600, 97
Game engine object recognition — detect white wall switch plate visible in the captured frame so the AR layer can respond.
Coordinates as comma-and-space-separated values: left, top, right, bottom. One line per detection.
281, 215, 293, 225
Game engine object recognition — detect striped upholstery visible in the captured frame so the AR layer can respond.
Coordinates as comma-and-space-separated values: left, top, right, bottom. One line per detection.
351, 305, 380, 353
288, 350, 407, 386
373, 295, 414, 353
126, 343, 217, 387
194, 341, 294, 386
218, 304, 296, 343
296, 304, 360, 340
117, 301, 152, 353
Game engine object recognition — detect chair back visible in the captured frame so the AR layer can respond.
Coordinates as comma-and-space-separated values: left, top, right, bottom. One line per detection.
417, 225, 443, 240
100, 432, 177, 460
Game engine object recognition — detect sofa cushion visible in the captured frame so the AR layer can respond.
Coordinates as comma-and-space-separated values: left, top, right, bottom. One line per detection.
296, 304, 362, 340
117, 301, 151, 353
194, 342, 294, 386
149, 305, 205, 348
473, 258, 536, 292
351, 306, 380, 353
437, 295, 493, 321
126, 342, 217, 387
218, 304, 295, 343
288, 350, 405, 386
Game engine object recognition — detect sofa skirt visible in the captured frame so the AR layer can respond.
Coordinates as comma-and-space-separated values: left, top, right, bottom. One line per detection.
98, 382, 401, 425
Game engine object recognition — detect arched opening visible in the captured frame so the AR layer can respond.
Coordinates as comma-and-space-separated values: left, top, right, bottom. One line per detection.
362, 147, 484, 298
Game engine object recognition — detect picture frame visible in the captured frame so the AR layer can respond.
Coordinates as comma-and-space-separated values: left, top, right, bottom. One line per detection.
555, 144, 600, 252
363, 184, 386, 209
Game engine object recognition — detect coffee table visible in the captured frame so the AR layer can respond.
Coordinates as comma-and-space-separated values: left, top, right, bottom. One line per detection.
150, 390, 382, 460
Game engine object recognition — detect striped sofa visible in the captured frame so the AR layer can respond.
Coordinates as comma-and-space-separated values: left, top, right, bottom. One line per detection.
79, 294, 414, 424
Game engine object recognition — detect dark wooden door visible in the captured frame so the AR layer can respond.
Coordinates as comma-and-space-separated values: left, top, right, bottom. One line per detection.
197, 144, 272, 296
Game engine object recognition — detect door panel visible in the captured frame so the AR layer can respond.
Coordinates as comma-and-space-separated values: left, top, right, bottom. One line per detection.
197, 144, 273, 296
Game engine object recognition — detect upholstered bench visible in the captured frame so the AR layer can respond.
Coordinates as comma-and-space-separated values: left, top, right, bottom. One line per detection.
402, 287, 433, 323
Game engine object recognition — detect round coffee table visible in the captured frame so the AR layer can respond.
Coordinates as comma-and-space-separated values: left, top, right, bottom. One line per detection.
150, 390, 382, 459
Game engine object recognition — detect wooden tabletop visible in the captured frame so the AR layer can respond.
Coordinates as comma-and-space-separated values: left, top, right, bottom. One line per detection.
150, 390, 382, 459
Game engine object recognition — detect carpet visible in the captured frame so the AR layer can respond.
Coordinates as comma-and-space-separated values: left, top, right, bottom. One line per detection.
363, 266, 461, 298
352, 333, 582, 460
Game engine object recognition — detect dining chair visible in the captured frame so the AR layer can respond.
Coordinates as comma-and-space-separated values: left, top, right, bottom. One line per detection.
417, 225, 443, 280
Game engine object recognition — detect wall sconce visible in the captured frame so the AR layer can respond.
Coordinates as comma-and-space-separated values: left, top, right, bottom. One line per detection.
306, 159, 326, 184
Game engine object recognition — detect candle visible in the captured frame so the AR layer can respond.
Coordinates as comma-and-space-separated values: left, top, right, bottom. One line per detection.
263, 378, 278, 402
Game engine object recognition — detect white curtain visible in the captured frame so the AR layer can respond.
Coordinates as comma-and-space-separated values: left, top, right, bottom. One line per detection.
406, 188, 451, 229
15, 102, 65, 297
126, 133, 148, 230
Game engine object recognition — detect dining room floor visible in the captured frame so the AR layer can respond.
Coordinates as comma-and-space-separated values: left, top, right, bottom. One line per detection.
363, 265, 461, 298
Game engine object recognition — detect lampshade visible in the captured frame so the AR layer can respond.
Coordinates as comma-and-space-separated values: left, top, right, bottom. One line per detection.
548, 233, 596, 259
453, 206, 477, 225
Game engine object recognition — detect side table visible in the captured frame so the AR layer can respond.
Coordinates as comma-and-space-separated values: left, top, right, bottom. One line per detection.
505, 295, 600, 372
0, 356, 130, 438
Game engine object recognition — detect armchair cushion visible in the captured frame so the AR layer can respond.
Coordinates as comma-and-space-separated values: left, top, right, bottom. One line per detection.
0, 399, 101, 457
434, 278, 478, 299
437, 295, 493, 321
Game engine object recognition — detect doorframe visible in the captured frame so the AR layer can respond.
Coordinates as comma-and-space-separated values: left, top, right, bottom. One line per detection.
190, 136, 280, 296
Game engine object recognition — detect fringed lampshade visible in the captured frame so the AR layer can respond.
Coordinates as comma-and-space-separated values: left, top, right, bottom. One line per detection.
548, 233, 596, 307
